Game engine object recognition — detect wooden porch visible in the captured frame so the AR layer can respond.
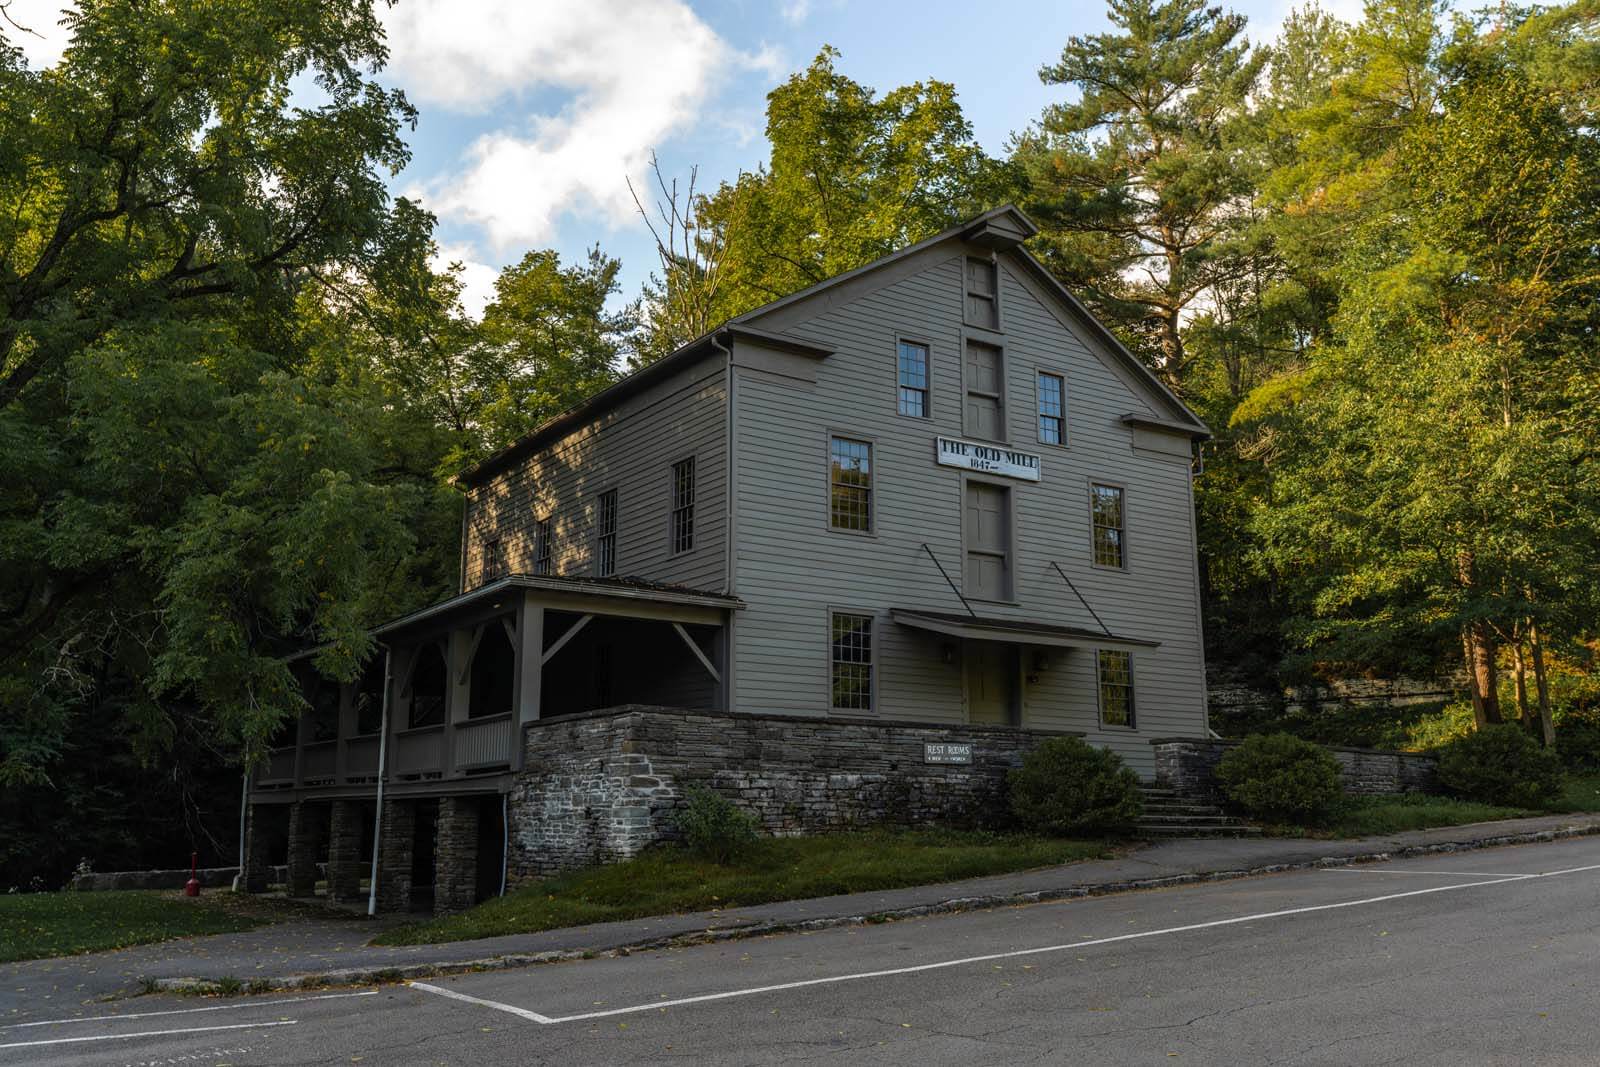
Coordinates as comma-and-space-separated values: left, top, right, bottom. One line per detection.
253, 575, 743, 801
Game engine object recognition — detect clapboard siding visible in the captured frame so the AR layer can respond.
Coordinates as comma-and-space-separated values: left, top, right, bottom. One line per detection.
463, 361, 728, 593
730, 244, 1207, 776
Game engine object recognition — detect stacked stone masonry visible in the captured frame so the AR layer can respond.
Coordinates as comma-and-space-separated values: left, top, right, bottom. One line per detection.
507, 705, 1079, 881
327, 799, 365, 903
375, 797, 415, 914
285, 802, 322, 898
434, 796, 480, 913
1152, 739, 1438, 800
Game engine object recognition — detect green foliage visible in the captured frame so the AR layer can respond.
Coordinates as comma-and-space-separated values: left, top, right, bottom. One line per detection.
1323, 792, 1530, 838
1007, 737, 1144, 836
639, 46, 1013, 358
674, 786, 760, 864
1435, 724, 1564, 807
1214, 734, 1343, 824
376, 829, 1111, 946
1556, 702, 1600, 771
1016, 0, 1263, 384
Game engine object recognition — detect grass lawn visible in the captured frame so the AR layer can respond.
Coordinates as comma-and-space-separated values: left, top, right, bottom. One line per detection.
0, 890, 281, 964
376, 829, 1111, 946
1554, 773, 1600, 812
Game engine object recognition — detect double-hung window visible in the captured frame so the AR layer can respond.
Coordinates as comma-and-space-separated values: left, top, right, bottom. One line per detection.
1098, 650, 1135, 728
533, 517, 552, 575
829, 436, 872, 532
830, 612, 874, 712
897, 340, 929, 417
671, 457, 695, 554
596, 490, 617, 577
1090, 484, 1125, 568
482, 537, 504, 581
1037, 372, 1065, 445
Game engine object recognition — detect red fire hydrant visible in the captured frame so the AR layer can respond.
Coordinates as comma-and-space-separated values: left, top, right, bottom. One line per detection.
184, 851, 201, 897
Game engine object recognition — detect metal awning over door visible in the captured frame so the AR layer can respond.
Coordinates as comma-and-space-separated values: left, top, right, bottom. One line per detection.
889, 608, 1159, 652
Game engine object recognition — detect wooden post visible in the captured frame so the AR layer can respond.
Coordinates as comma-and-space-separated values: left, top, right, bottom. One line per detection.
513, 592, 545, 771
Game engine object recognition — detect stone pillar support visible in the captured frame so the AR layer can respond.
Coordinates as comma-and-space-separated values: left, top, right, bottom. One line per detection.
375, 798, 415, 913
327, 799, 365, 903
286, 801, 321, 898
434, 796, 480, 914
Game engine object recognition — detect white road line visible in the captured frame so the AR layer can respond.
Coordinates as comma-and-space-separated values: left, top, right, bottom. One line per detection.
408, 982, 555, 1024
1325, 868, 1536, 880
1, 990, 379, 1030
423, 859, 1600, 1026
0, 1019, 296, 1051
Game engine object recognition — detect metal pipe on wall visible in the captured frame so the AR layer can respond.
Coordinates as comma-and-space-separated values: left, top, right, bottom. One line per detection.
366, 645, 394, 917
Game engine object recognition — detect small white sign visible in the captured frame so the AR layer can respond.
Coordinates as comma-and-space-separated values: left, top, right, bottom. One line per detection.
925, 742, 974, 765
935, 437, 1042, 482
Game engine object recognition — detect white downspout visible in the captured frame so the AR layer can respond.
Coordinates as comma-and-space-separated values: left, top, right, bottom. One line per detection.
232, 769, 249, 892
366, 645, 394, 917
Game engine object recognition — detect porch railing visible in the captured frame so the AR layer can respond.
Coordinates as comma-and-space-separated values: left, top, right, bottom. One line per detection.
392, 724, 446, 778
455, 713, 515, 770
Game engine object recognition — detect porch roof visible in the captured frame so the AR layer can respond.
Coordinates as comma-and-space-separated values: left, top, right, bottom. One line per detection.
889, 608, 1160, 652
373, 574, 744, 639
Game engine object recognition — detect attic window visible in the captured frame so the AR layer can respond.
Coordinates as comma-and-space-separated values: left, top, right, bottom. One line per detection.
965, 257, 999, 330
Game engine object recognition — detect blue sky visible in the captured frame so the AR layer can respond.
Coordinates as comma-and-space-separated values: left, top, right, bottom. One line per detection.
10, 0, 1363, 315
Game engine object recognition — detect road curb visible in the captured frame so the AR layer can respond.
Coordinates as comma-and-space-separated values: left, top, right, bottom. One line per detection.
149, 820, 1600, 996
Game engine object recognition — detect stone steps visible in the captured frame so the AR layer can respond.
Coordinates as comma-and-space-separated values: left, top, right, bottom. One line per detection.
1135, 786, 1260, 839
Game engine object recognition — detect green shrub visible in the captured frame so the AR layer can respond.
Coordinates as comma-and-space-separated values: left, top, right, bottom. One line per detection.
1214, 733, 1343, 825
1007, 737, 1143, 836
1555, 704, 1600, 772
674, 785, 759, 864
1435, 724, 1563, 807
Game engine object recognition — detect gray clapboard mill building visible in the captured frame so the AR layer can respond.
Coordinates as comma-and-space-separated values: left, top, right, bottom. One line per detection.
247, 205, 1212, 913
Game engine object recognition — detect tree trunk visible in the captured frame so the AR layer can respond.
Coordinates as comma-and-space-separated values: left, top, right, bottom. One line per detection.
1457, 550, 1501, 727
1529, 621, 1556, 748
1513, 637, 1534, 737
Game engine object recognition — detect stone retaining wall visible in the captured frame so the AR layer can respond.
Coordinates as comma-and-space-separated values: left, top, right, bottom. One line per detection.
1152, 738, 1438, 799
507, 705, 1077, 880
70, 864, 307, 892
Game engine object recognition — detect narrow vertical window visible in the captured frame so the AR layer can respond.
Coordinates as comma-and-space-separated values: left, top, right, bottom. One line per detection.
830, 612, 874, 712
1098, 650, 1135, 728
533, 517, 552, 575
1037, 372, 1065, 445
965, 256, 999, 329
897, 340, 929, 417
482, 538, 503, 581
671, 457, 695, 554
829, 437, 872, 532
596, 490, 617, 577
1091, 484, 1125, 568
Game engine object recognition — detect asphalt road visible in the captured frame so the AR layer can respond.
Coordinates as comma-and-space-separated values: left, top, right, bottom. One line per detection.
7, 835, 1599, 1066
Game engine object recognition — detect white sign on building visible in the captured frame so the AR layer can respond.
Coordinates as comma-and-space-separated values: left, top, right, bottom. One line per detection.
934, 437, 1042, 482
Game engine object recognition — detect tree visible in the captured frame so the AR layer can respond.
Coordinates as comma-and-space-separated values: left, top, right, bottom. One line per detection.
0, 0, 451, 851
1014, 0, 1264, 387
648, 47, 1011, 336
1241, 50, 1600, 729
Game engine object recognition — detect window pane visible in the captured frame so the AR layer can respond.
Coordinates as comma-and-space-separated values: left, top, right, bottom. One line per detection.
1098, 650, 1135, 727
534, 518, 551, 575
1091, 484, 1124, 567
672, 458, 695, 553
597, 491, 617, 576
830, 612, 873, 711
897, 341, 928, 417
1038, 373, 1064, 445
829, 437, 872, 531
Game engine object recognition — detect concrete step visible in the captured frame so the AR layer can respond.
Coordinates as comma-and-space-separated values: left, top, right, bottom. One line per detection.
1138, 824, 1263, 838
1137, 813, 1248, 826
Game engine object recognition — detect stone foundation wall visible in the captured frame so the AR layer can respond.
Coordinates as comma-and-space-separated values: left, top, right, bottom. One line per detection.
1152, 738, 1438, 799
508, 706, 1077, 880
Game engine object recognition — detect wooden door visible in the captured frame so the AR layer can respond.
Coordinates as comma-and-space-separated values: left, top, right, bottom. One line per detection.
966, 641, 1016, 725
964, 481, 1011, 602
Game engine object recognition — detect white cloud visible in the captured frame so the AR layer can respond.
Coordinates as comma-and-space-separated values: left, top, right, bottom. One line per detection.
779, 0, 811, 25
4, 0, 74, 67
431, 243, 499, 320
383, 0, 777, 253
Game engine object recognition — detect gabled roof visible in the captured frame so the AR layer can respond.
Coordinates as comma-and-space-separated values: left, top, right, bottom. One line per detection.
455, 204, 1207, 487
